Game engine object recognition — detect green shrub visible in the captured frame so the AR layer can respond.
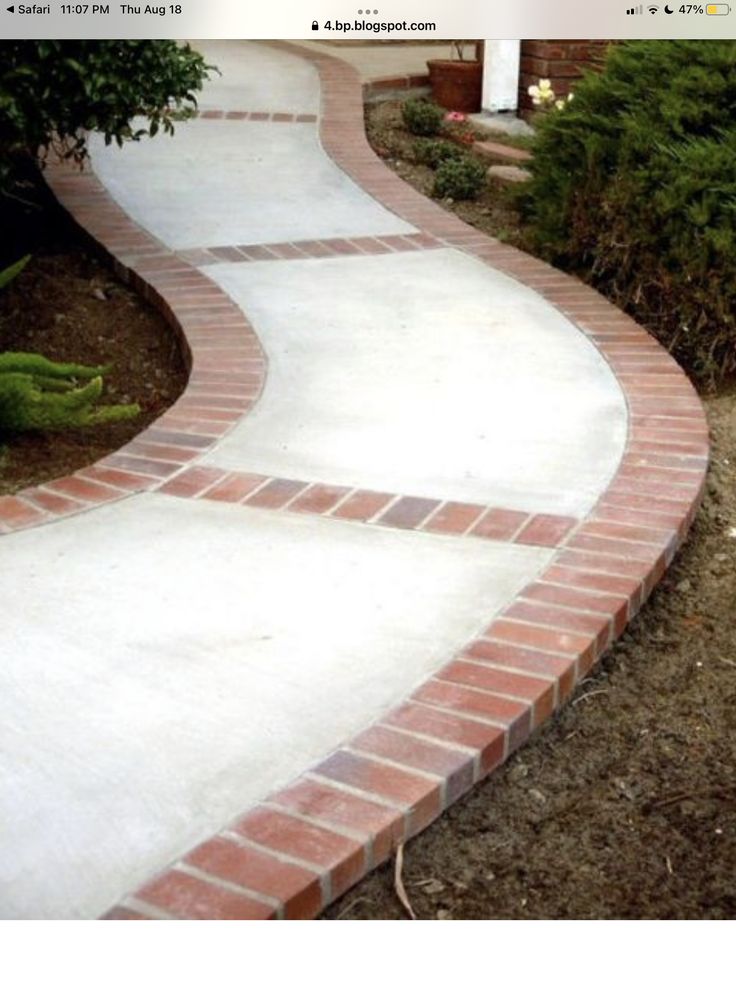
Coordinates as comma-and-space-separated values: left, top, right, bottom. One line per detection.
0, 353, 139, 434
433, 157, 486, 200
0, 41, 211, 193
524, 40, 736, 380
0, 262, 139, 438
413, 138, 464, 169
401, 99, 444, 137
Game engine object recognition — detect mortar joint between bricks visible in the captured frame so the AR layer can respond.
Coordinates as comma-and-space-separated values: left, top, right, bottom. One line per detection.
363, 494, 402, 524
345, 743, 457, 790
305, 772, 413, 823
118, 896, 177, 920
454, 652, 573, 685
264, 800, 373, 847
416, 693, 519, 734
220, 828, 326, 877
176, 861, 282, 913
494, 605, 608, 641
376, 719, 488, 765
414, 499, 451, 531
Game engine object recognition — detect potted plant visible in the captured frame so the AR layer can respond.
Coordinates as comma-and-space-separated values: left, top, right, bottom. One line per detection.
426, 41, 484, 114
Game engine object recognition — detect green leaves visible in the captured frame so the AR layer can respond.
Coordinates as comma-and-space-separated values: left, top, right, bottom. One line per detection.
524, 40, 736, 381
0, 255, 30, 290
0, 352, 139, 433
0, 41, 213, 192
402, 99, 444, 137
432, 156, 486, 201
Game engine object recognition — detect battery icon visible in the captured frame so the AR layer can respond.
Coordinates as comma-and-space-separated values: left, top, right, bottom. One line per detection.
706, 4, 730, 12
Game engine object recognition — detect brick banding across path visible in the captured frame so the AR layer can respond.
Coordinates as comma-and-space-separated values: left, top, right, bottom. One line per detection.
195, 109, 318, 122
157, 466, 580, 548
7, 42, 708, 919
174, 231, 444, 267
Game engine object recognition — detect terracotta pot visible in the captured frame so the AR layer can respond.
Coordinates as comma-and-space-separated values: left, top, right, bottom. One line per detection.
426, 59, 483, 113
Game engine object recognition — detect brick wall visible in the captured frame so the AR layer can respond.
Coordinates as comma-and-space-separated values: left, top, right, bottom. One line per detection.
519, 40, 611, 114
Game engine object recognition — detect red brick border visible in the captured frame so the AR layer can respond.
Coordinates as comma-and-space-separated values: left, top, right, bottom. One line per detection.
362, 73, 430, 98
0, 163, 267, 534
7, 42, 706, 919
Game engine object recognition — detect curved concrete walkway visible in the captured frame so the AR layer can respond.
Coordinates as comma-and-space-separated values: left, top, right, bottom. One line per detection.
0, 42, 708, 920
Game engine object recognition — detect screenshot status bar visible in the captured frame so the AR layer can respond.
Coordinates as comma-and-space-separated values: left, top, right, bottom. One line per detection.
1, 0, 734, 38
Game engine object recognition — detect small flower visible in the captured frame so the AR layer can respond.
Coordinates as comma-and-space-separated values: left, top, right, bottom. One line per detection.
444, 111, 467, 123
528, 78, 556, 107
555, 99, 565, 111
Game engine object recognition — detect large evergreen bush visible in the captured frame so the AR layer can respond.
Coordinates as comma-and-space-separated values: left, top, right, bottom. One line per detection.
0, 41, 211, 194
524, 40, 736, 380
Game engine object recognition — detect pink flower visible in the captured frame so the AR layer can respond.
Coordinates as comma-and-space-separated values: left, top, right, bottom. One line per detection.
444, 111, 467, 122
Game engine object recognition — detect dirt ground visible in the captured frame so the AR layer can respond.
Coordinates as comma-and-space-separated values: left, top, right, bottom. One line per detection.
322, 104, 736, 921
0, 217, 187, 496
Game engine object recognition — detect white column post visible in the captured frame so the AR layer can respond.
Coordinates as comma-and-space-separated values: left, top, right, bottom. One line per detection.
481, 40, 522, 113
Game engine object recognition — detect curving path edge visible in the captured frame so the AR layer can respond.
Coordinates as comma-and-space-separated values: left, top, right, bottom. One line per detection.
6, 41, 709, 919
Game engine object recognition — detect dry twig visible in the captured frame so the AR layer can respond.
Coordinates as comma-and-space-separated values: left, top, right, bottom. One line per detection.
394, 843, 416, 920
646, 785, 736, 812
572, 689, 609, 706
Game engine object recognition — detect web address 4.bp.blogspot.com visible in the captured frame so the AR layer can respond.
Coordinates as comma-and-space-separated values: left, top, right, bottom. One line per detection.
321, 20, 437, 31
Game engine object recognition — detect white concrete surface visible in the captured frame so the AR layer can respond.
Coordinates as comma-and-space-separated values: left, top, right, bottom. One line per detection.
291, 41, 454, 81
203, 249, 627, 516
88, 121, 415, 250
193, 41, 320, 113
0, 494, 550, 919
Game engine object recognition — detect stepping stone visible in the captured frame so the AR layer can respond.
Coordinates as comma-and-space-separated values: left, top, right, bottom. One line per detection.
487, 164, 531, 184
473, 140, 533, 165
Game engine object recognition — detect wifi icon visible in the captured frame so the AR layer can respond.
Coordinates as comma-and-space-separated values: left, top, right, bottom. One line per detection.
648, 3, 659, 10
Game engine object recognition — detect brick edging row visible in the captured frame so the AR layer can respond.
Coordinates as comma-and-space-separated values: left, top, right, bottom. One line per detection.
0, 163, 267, 534
100, 43, 709, 920
362, 72, 430, 97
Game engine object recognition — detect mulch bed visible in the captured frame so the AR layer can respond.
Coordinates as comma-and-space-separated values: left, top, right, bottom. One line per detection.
321, 103, 736, 921
0, 215, 187, 496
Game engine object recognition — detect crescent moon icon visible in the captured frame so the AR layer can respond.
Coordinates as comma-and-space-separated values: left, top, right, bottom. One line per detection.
664, 3, 674, 10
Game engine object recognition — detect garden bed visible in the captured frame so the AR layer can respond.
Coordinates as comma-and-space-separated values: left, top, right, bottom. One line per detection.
0, 213, 187, 496
365, 100, 526, 247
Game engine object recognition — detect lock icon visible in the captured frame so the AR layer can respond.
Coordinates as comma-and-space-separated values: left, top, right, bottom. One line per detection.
311, 20, 319, 30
